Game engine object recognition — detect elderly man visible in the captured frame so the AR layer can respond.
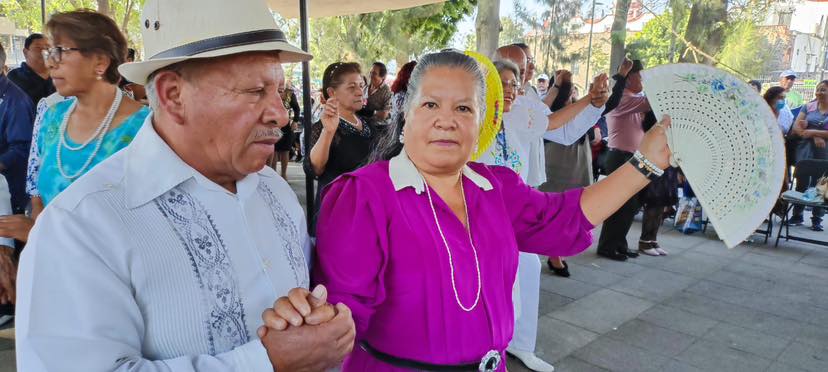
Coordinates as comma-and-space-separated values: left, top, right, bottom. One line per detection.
494, 44, 606, 372
537, 74, 549, 96
777, 70, 798, 135
7, 33, 54, 105
16, 0, 354, 371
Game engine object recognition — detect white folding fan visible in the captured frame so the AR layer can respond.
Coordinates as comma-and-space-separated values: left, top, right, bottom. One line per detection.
641, 64, 786, 248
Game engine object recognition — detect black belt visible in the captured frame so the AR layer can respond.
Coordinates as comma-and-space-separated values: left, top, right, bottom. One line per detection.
608, 148, 633, 155
360, 342, 502, 371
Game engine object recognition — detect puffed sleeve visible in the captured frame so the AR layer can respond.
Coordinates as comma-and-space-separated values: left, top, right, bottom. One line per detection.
490, 165, 594, 257
312, 174, 388, 337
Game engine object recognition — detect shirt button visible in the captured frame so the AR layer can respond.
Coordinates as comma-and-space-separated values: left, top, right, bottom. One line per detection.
262, 259, 272, 271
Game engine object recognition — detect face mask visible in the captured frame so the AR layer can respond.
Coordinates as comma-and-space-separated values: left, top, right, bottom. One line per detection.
776, 100, 786, 111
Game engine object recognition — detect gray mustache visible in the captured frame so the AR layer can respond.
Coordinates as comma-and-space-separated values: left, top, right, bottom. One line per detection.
253, 127, 283, 140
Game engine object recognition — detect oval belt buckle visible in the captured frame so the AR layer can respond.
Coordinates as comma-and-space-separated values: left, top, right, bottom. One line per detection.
478, 350, 501, 372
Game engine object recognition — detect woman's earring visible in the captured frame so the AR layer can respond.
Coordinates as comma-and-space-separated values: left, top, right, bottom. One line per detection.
398, 132, 405, 144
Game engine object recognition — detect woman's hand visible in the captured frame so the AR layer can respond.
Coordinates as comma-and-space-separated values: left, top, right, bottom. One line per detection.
815, 137, 826, 149
638, 115, 672, 170
321, 98, 340, 134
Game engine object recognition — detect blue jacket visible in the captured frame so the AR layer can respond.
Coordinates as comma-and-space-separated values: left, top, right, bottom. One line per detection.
0, 76, 35, 213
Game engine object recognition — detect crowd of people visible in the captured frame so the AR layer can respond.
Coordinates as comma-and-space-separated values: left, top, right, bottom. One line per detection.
761, 71, 828, 231
0, 0, 806, 371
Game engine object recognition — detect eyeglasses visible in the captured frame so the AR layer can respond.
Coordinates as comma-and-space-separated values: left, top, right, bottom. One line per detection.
501, 80, 521, 91
42, 46, 84, 63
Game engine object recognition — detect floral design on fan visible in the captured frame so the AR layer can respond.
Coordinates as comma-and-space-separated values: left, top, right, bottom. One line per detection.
676, 71, 777, 211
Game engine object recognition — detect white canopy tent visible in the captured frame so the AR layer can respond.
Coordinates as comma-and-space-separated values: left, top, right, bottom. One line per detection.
268, 0, 445, 18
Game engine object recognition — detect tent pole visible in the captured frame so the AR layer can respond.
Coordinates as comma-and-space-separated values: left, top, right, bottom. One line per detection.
299, 0, 314, 230
41, 0, 46, 26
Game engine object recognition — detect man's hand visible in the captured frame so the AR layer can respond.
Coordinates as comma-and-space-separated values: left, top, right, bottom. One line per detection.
259, 286, 336, 334
0, 215, 34, 242
261, 302, 355, 372
0, 249, 16, 305
554, 70, 572, 86
589, 74, 610, 108
618, 57, 634, 77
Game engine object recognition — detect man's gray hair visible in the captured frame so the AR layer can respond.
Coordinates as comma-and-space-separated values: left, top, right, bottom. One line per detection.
145, 73, 160, 111
368, 51, 488, 163
492, 59, 521, 84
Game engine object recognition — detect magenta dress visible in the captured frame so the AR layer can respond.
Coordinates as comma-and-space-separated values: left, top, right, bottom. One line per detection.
313, 158, 594, 371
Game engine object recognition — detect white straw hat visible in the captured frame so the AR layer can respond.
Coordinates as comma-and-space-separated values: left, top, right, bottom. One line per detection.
118, 0, 312, 85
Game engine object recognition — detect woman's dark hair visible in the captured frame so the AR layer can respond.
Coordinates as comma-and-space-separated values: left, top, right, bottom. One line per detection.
763, 86, 786, 109
46, 9, 128, 84
391, 61, 417, 94
373, 62, 388, 78
321, 62, 362, 100
748, 80, 762, 92
550, 81, 573, 111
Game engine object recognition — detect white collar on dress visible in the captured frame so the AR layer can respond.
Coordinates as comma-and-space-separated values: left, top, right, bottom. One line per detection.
124, 114, 272, 209
388, 149, 493, 195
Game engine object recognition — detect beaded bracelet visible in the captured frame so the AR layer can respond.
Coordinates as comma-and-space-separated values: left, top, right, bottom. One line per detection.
629, 151, 664, 181
634, 151, 664, 176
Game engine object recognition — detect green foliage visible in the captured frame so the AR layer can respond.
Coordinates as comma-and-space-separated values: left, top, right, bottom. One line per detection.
516, 0, 581, 73
0, 0, 145, 51
499, 16, 526, 46
627, 10, 688, 66
717, 20, 772, 77
278, 0, 476, 84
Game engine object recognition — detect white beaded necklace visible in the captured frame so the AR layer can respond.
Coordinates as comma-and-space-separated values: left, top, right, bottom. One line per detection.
57, 88, 123, 180
421, 173, 482, 312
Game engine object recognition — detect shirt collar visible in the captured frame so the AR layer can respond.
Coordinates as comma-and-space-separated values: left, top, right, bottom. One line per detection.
124, 114, 272, 209
388, 150, 493, 195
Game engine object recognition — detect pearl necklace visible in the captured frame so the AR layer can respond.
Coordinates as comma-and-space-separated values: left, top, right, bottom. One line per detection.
421, 174, 482, 312
57, 88, 123, 180
340, 115, 362, 129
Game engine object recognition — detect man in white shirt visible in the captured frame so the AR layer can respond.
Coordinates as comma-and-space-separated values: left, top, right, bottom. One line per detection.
493, 44, 607, 372
16, 1, 354, 371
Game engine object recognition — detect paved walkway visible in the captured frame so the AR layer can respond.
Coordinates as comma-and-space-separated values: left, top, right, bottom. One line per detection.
1, 162, 826, 371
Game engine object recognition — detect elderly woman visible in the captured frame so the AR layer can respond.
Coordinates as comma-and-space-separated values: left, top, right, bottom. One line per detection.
790, 80, 828, 230
305, 62, 375, 234
0, 10, 147, 243
305, 51, 670, 370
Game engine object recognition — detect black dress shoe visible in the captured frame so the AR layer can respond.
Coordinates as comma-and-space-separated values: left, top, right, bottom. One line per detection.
597, 250, 628, 261
547, 259, 571, 277
812, 224, 824, 232
621, 251, 640, 258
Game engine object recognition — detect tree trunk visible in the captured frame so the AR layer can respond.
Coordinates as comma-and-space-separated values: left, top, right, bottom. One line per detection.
475, 0, 500, 58
120, 0, 135, 40
679, 0, 728, 64
609, 0, 631, 74
97, 0, 112, 17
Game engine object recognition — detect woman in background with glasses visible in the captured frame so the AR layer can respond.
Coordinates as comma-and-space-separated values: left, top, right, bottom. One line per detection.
0, 10, 147, 243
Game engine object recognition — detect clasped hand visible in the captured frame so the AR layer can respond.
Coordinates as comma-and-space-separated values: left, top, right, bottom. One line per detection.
258, 285, 355, 371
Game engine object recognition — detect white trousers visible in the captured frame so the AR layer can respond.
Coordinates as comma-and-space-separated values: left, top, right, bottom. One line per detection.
509, 252, 541, 352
